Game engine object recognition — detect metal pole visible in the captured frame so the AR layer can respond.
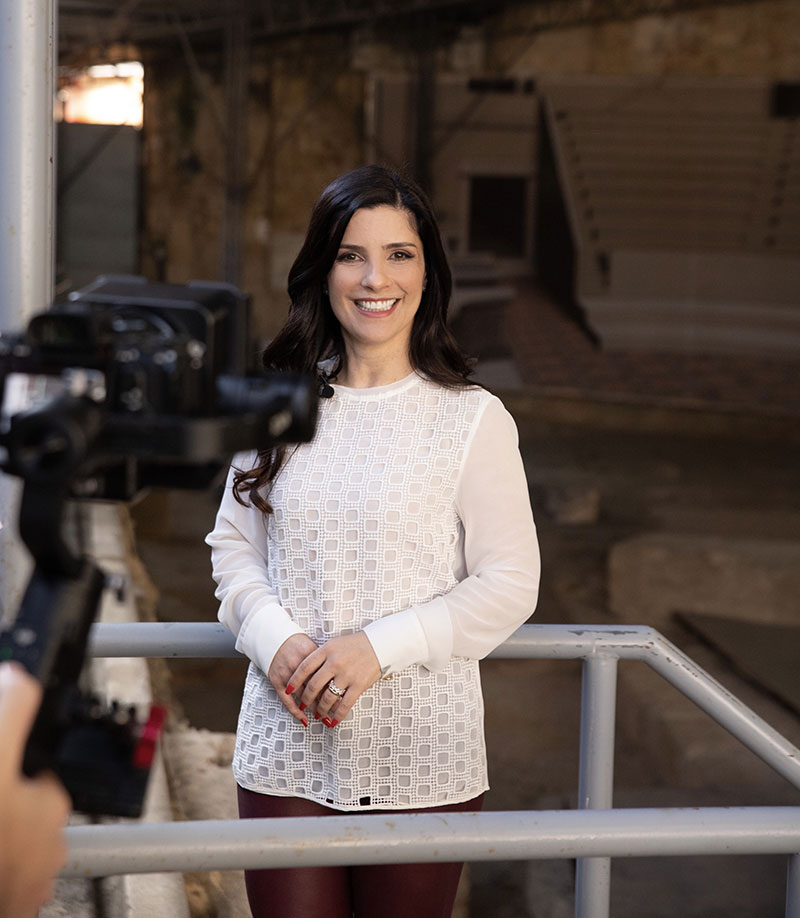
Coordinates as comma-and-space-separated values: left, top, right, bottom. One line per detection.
89, 620, 242, 658
788, 853, 800, 918
220, 0, 249, 286
411, 15, 436, 194
60, 808, 800, 878
575, 654, 618, 918
0, 0, 57, 621
646, 633, 800, 791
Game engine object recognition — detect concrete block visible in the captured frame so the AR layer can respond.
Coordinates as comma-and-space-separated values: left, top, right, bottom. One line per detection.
41, 878, 97, 918
43, 813, 97, 918
47, 503, 190, 918
162, 728, 248, 918
609, 532, 800, 631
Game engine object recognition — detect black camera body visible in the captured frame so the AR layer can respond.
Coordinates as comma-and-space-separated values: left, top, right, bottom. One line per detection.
0, 276, 318, 816
0, 275, 315, 499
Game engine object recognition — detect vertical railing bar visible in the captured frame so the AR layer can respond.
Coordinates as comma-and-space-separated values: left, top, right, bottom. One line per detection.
787, 853, 800, 918
575, 653, 619, 918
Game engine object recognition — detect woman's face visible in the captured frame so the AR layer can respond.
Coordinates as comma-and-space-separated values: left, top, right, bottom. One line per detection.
326, 205, 426, 364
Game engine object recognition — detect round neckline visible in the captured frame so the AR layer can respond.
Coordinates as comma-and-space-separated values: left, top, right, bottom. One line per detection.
331, 370, 421, 397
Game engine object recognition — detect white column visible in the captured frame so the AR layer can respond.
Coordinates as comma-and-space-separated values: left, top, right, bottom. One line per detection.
0, 0, 57, 620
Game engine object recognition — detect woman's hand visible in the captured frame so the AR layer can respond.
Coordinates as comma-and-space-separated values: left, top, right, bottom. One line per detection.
268, 633, 319, 725
288, 632, 381, 727
0, 663, 71, 918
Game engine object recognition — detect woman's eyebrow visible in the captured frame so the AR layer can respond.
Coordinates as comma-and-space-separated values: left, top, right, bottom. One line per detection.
338, 242, 419, 252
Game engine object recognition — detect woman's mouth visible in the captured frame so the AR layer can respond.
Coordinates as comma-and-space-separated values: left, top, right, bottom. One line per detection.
354, 298, 398, 314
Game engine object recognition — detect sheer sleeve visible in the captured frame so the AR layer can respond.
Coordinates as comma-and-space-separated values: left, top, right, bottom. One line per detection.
205, 451, 305, 675
363, 396, 540, 674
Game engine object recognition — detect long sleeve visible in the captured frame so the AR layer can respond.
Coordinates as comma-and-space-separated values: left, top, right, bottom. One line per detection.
363, 396, 540, 674
205, 452, 305, 676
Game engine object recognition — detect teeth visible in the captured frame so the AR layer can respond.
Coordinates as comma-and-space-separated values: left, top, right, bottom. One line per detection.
355, 299, 397, 312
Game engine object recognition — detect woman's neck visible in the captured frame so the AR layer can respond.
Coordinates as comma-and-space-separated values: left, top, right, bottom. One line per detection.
336, 351, 414, 389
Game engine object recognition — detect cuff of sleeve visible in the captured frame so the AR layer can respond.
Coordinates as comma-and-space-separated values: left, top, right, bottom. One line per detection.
235, 604, 305, 675
363, 609, 430, 677
415, 596, 453, 671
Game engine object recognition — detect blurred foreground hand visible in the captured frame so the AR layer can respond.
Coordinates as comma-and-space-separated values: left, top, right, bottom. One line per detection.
0, 662, 71, 918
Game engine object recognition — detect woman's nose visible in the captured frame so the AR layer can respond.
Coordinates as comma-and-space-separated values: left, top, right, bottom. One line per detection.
362, 261, 389, 289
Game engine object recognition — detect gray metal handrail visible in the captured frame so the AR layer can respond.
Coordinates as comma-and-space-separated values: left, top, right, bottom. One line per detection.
81, 622, 800, 918
64, 807, 800, 870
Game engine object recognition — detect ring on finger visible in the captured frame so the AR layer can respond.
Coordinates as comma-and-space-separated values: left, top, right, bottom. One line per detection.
327, 679, 345, 697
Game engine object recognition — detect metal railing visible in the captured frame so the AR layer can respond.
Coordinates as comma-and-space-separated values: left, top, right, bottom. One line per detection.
72, 622, 800, 918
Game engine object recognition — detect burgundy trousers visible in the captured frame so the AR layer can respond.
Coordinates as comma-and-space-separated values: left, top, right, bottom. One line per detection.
237, 786, 484, 918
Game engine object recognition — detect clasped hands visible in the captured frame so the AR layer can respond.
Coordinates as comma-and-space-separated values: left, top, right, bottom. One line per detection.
268, 631, 381, 728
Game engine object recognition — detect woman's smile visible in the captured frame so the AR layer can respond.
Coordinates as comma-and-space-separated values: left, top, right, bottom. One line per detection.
353, 297, 399, 314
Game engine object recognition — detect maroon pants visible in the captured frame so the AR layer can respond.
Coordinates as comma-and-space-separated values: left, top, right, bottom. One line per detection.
237, 786, 484, 918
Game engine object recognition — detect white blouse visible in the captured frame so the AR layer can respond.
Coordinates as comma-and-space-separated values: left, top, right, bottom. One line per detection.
206, 371, 539, 810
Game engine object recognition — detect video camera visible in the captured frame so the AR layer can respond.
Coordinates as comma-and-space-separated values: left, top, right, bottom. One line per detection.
0, 275, 318, 816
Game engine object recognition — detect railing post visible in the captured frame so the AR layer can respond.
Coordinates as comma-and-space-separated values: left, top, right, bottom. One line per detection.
787, 853, 800, 918
575, 654, 618, 918
0, 0, 56, 621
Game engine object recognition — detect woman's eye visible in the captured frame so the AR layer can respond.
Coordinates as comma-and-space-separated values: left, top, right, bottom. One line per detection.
336, 251, 360, 263
390, 250, 413, 261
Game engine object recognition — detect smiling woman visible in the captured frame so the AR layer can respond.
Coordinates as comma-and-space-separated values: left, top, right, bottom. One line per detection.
326, 205, 427, 386
206, 164, 541, 918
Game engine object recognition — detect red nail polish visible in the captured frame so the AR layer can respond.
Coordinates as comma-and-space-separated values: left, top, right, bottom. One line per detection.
285, 684, 294, 695
323, 717, 338, 728
330, 719, 339, 727
299, 702, 306, 712
314, 713, 321, 720
301, 718, 309, 727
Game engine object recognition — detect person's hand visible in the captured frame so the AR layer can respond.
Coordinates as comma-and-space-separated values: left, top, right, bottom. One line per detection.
268, 632, 319, 725
287, 632, 382, 728
0, 662, 71, 918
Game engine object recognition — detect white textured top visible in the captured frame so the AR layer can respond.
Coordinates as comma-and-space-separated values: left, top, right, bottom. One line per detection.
206, 372, 540, 810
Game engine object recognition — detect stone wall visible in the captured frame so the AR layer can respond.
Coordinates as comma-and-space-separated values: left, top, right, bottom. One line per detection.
491, 0, 800, 78
137, 0, 800, 339
140, 35, 366, 345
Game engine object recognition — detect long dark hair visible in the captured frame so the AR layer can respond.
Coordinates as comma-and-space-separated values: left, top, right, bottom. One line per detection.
234, 164, 474, 512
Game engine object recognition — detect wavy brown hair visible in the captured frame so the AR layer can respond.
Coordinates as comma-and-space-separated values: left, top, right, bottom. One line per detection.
234, 164, 475, 513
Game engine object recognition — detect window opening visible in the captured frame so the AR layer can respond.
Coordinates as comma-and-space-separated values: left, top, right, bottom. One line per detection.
57, 61, 143, 128
468, 175, 527, 257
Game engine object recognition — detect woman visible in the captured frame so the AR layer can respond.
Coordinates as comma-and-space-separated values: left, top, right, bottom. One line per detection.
206, 164, 540, 918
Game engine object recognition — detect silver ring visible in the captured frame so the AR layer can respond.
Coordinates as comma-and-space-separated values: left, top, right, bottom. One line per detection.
327, 679, 345, 697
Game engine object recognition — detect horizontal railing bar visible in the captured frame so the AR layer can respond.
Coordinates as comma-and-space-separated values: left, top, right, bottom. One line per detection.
490, 623, 660, 659
62, 808, 800, 877
89, 620, 243, 658
87, 622, 659, 660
